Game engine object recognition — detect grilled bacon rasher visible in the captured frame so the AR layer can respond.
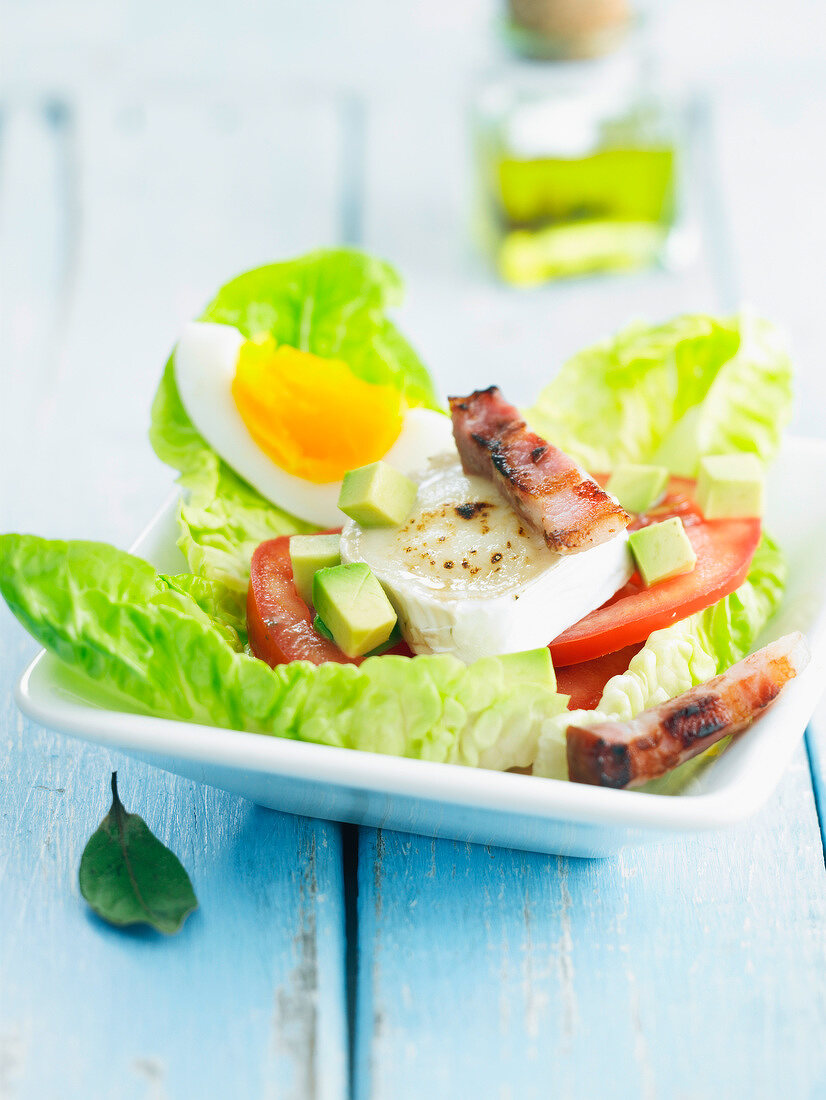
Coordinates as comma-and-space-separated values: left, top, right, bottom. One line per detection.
449, 387, 629, 555
566, 632, 810, 788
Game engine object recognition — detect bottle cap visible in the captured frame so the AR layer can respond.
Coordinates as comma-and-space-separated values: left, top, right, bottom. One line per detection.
507, 0, 632, 60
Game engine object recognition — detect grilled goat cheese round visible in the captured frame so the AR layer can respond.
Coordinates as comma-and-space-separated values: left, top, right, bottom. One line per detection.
339, 455, 633, 663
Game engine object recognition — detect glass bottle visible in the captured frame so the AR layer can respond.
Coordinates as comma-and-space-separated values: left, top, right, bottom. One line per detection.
472, 0, 684, 286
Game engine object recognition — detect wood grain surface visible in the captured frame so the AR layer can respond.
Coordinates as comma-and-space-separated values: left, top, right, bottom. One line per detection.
0, 92, 349, 1099
2, 3, 826, 1097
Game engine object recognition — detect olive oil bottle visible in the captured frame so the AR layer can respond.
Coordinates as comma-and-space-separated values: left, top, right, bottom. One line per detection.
473, 0, 682, 286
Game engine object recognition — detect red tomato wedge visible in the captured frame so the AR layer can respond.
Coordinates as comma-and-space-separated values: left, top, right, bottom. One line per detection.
555, 644, 644, 710
549, 477, 762, 667
247, 533, 411, 668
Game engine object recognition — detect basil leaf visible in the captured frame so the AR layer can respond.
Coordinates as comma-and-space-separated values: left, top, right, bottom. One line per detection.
78, 773, 198, 934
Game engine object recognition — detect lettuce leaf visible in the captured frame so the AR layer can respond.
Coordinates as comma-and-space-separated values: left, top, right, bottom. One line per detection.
149, 249, 442, 633
199, 250, 440, 411
0, 535, 567, 771
533, 535, 787, 779
159, 572, 243, 651
527, 312, 792, 477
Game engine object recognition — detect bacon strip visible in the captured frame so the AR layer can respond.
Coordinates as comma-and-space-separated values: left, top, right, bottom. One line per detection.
566, 632, 810, 788
449, 387, 629, 554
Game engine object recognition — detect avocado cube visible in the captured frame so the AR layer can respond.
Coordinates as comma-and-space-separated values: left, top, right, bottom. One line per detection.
696, 454, 764, 520
289, 534, 341, 606
312, 562, 398, 657
365, 621, 402, 656
606, 463, 669, 514
313, 614, 402, 657
498, 647, 557, 691
338, 461, 418, 527
629, 517, 697, 587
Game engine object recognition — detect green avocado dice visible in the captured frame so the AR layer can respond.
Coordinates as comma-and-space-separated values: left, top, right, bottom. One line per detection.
289, 534, 341, 606
313, 613, 402, 657
338, 461, 418, 527
497, 647, 557, 691
628, 516, 697, 587
606, 463, 669, 514
696, 454, 764, 520
312, 562, 398, 658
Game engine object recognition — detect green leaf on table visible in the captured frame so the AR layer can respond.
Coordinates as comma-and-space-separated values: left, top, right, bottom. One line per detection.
78, 773, 198, 934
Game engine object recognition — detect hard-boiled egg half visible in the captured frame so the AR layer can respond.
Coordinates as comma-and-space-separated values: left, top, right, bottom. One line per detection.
174, 321, 454, 527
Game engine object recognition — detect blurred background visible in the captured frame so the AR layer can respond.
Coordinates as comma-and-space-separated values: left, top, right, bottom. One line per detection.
2, 0, 825, 542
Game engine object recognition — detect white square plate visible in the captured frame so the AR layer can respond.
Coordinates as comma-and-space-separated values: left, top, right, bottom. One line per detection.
15, 437, 826, 857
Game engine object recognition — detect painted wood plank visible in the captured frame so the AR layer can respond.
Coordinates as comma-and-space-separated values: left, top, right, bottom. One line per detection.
7, 0, 825, 106
713, 72, 826, 859
2, 89, 343, 540
354, 74, 826, 1100
712, 75, 826, 452
355, 755, 826, 1100
2, 8, 826, 1099
0, 101, 73, 524
0, 612, 347, 1100
0, 94, 349, 1098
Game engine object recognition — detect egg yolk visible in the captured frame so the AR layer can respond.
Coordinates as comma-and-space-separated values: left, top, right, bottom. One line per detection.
232, 338, 404, 484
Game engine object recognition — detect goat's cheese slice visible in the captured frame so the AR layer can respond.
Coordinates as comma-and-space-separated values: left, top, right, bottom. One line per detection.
339, 455, 633, 663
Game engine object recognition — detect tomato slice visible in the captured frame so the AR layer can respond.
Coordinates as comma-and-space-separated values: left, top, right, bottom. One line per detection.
555, 643, 643, 710
247, 533, 411, 668
549, 477, 762, 667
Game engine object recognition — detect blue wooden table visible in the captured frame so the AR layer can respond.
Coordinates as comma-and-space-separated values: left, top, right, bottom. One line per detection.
3, 4, 826, 1096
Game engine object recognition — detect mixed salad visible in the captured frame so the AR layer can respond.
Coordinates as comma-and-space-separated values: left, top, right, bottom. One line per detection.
0, 249, 808, 789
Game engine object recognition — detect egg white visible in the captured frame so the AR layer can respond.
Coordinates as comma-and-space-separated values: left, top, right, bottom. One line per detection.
173, 321, 455, 527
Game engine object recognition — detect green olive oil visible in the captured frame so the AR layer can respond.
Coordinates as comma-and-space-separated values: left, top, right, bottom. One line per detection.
489, 145, 677, 285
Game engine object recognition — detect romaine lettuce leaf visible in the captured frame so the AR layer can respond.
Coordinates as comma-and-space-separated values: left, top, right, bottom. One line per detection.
533, 535, 786, 779
159, 572, 244, 651
149, 249, 442, 633
200, 250, 440, 411
527, 312, 792, 477
0, 535, 566, 771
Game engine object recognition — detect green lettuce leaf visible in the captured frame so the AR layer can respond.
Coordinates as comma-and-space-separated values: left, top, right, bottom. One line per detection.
527, 312, 792, 477
533, 535, 787, 780
0, 535, 566, 772
149, 249, 442, 632
200, 249, 440, 410
159, 572, 243, 651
